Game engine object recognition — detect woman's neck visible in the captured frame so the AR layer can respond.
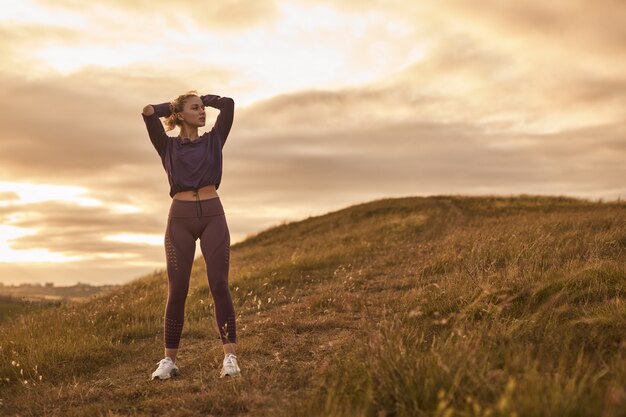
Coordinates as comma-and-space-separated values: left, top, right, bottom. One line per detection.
179, 125, 199, 140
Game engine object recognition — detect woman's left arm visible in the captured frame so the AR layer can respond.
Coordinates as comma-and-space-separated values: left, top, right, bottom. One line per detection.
202, 94, 235, 148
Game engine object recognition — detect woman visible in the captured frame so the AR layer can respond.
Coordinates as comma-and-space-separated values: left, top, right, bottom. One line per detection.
141, 90, 239, 380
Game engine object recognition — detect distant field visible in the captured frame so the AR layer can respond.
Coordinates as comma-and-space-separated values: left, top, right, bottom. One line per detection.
0, 296, 59, 324
0, 195, 624, 417
0, 283, 118, 303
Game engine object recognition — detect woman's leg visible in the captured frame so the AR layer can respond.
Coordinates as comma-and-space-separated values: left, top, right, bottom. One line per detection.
199, 213, 237, 354
163, 216, 197, 362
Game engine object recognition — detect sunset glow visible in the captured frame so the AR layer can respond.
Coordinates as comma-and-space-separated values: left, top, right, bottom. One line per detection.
0, 182, 101, 207
0, 225, 80, 264
104, 233, 163, 246
0, 0, 623, 285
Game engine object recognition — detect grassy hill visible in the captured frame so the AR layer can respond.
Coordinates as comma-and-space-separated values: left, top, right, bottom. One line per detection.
0, 195, 624, 417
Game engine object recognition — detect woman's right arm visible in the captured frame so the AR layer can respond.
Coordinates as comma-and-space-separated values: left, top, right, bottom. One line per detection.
141, 102, 172, 158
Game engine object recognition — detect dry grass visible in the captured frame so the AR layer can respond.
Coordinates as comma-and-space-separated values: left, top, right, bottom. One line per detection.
0, 195, 624, 416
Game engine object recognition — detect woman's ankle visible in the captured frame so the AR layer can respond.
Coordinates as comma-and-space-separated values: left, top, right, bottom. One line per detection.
222, 343, 236, 356
165, 348, 178, 362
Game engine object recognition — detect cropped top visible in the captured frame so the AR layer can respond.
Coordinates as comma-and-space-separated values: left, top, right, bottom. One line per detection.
141, 94, 234, 197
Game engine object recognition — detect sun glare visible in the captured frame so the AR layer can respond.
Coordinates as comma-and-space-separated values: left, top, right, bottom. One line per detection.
35, 44, 152, 75
0, 182, 101, 207
0, 0, 86, 27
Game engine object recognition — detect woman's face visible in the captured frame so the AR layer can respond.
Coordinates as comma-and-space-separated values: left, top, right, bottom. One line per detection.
178, 96, 206, 127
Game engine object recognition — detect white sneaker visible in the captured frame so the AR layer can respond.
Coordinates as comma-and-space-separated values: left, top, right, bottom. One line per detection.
220, 353, 241, 378
151, 357, 179, 380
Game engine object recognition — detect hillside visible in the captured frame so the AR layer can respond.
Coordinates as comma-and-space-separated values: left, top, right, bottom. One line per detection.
0, 195, 624, 417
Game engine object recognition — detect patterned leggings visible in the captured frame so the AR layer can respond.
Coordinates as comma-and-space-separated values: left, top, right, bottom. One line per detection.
163, 197, 236, 348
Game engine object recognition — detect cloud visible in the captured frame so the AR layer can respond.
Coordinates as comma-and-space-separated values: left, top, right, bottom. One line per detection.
3, 67, 623, 285
441, 0, 626, 58
1, 201, 161, 252
1, 0, 625, 286
32, 0, 279, 31
290, 0, 626, 133
0, 192, 20, 202
0, 67, 236, 181
229, 89, 626, 202
1, 1, 427, 105
0, 197, 167, 285
303, 0, 626, 56
0, 1, 277, 82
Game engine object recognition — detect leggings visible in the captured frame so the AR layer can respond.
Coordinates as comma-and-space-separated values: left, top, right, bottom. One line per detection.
163, 196, 236, 348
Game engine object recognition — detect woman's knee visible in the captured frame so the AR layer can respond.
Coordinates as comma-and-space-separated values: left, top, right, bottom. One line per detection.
167, 283, 190, 302
209, 278, 230, 297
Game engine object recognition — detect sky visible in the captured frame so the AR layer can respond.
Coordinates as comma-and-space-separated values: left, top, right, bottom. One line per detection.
0, 0, 624, 286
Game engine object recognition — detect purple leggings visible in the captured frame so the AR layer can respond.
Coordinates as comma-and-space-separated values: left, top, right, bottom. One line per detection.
163, 197, 236, 348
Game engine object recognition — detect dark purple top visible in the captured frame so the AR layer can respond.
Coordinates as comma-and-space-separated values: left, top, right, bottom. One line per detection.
141, 94, 234, 197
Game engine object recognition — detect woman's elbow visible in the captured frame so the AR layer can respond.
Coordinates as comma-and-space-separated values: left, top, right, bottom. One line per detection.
142, 105, 155, 116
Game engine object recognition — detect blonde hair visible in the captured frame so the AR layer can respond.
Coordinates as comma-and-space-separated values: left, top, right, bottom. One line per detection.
164, 90, 200, 131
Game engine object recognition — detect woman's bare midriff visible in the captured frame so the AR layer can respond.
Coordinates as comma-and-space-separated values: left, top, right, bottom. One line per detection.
173, 184, 219, 201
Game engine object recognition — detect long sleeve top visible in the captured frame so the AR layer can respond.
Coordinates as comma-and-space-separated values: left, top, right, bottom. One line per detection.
141, 94, 234, 197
